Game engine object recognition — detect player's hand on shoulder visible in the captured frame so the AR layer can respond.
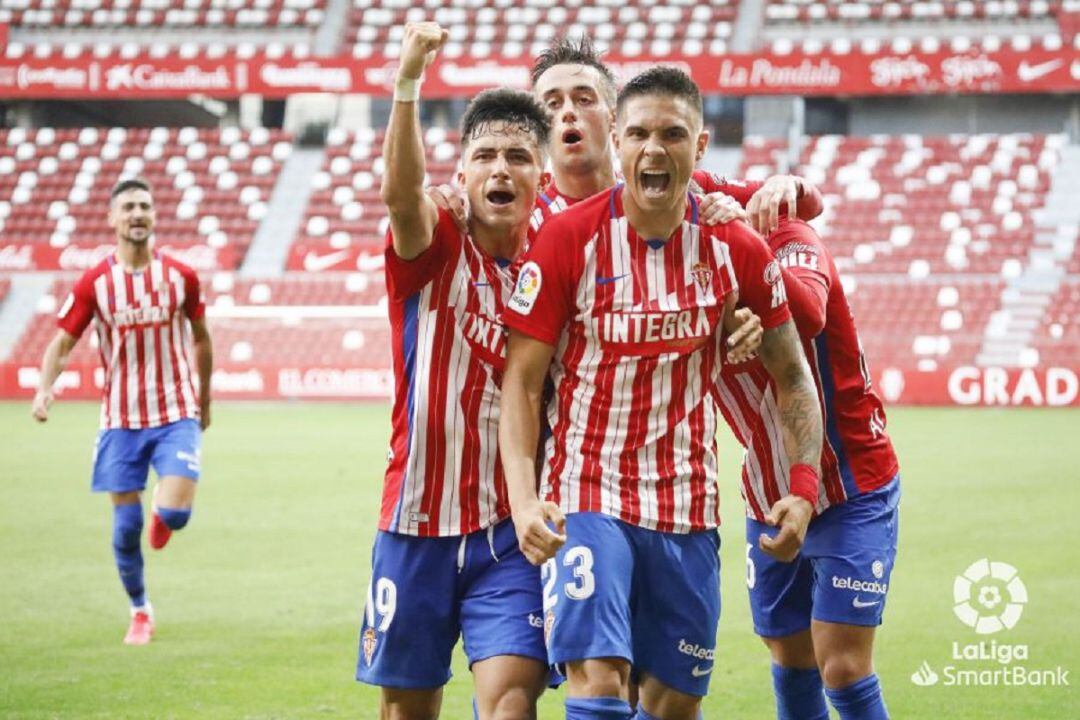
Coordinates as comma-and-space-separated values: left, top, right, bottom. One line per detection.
30, 390, 53, 422
725, 307, 763, 364
759, 494, 814, 563
399, 22, 448, 79
747, 175, 800, 236
425, 183, 468, 233
512, 499, 566, 566
698, 191, 747, 227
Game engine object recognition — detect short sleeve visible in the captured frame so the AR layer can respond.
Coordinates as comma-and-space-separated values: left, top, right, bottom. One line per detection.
57, 272, 97, 339
384, 207, 462, 301
182, 268, 205, 321
726, 223, 792, 330
504, 215, 579, 347
692, 170, 762, 209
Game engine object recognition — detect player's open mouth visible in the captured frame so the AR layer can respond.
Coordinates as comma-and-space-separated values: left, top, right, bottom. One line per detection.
486, 190, 516, 206
640, 170, 671, 197
562, 129, 583, 146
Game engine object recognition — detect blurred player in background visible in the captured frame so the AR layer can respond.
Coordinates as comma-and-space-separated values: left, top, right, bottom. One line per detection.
716, 218, 900, 720
499, 68, 825, 720
356, 22, 554, 720
30, 176, 213, 645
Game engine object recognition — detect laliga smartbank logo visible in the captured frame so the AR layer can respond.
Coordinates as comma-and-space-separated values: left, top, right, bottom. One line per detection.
910, 559, 1069, 688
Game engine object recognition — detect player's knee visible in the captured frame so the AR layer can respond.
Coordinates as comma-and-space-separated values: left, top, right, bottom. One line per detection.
486, 686, 535, 720
112, 504, 143, 550
158, 507, 192, 531
820, 652, 871, 690
567, 659, 630, 699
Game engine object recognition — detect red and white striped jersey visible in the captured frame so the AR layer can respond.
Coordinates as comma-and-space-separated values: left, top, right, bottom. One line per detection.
530, 181, 578, 234
506, 187, 792, 533
57, 251, 204, 430
715, 220, 899, 522
381, 209, 518, 537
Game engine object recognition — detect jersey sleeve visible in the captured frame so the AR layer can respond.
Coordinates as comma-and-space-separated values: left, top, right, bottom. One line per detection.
771, 220, 830, 338
692, 170, 762, 208
56, 272, 97, 339
726, 223, 792, 330
384, 208, 462, 301
504, 215, 579, 347
181, 267, 205, 321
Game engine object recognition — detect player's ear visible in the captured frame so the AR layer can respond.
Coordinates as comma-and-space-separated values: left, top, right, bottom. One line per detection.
107, 201, 117, 229
695, 129, 710, 164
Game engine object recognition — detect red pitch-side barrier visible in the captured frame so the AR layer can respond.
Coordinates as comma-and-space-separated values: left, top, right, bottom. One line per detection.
0, 48, 1075, 99
2, 363, 1077, 406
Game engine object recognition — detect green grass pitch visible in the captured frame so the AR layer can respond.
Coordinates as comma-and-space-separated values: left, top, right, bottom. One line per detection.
1, 401, 1077, 718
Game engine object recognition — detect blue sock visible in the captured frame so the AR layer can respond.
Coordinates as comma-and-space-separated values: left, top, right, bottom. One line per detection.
566, 696, 634, 720
157, 506, 191, 531
112, 503, 145, 607
772, 664, 828, 720
825, 673, 889, 720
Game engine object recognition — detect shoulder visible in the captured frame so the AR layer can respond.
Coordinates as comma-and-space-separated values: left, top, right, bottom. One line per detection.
159, 252, 200, 281
541, 189, 610, 236
74, 259, 110, 292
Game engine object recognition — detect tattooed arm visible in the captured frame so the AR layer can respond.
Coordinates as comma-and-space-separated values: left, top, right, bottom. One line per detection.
755, 318, 824, 561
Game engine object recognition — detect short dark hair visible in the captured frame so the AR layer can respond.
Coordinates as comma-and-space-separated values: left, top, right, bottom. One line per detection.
460, 88, 551, 158
531, 36, 618, 108
616, 67, 702, 120
110, 176, 152, 200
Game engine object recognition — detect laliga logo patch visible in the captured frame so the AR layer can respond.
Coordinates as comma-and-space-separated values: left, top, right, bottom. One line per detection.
362, 627, 378, 666
509, 261, 542, 316
953, 558, 1027, 634
690, 262, 712, 292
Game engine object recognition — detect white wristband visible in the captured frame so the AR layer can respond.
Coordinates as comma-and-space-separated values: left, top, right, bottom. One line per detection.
394, 76, 421, 102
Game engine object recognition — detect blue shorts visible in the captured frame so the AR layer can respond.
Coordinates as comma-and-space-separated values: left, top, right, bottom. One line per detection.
544, 513, 721, 697
746, 476, 900, 637
91, 418, 202, 493
356, 518, 547, 689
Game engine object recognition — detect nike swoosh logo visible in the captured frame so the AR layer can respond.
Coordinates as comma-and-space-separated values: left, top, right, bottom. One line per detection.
853, 596, 881, 609
1017, 59, 1063, 82
691, 664, 712, 678
596, 273, 629, 286
303, 249, 350, 272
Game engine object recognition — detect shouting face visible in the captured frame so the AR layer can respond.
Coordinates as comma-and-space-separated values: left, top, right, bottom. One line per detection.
458, 120, 546, 234
533, 63, 615, 182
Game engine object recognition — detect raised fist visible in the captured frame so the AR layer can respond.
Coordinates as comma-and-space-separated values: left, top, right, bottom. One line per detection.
398, 22, 448, 80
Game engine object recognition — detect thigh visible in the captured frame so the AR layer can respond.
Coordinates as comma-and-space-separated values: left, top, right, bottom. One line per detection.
746, 516, 815, 639
631, 528, 721, 698
356, 531, 460, 690
809, 480, 900, 628
381, 686, 443, 720
545, 513, 634, 667
92, 429, 151, 493
149, 419, 202, 482
461, 519, 547, 668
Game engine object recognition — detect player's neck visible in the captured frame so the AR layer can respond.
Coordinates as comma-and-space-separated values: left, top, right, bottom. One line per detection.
115, 239, 152, 271
622, 193, 687, 242
553, 164, 617, 201
468, 217, 527, 262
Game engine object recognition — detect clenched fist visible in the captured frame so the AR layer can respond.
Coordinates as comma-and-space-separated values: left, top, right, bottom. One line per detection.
398, 22, 449, 80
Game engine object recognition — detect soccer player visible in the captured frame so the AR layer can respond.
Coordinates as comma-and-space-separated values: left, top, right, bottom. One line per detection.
30, 176, 213, 646
715, 218, 900, 720
355, 22, 553, 720
499, 68, 825, 720
527, 36, 824, 237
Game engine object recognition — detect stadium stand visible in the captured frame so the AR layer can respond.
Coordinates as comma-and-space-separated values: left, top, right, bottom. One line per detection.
346, 0, 740, 58
0, 127, 292, 270
762, 0, 1078, 54
293, 127, 458, 258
